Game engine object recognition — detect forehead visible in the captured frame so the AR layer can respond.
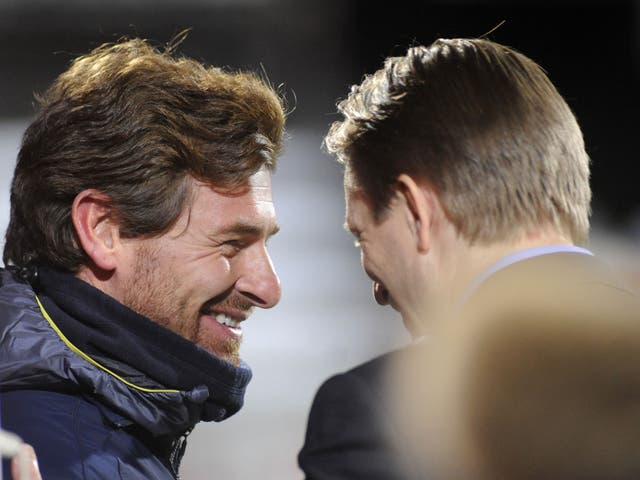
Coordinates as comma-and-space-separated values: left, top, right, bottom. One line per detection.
185, 168, 276, 231
343, 165, 359, 191
239, 166, 273, 202
344, 179, 372, 229
343, 165, 370, 207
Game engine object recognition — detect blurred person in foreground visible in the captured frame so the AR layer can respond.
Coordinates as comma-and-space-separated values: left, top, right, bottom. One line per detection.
0, 429, 42, 480
299, 37, 637, 479
393, 273, 640, 480
0, 37, 285, 479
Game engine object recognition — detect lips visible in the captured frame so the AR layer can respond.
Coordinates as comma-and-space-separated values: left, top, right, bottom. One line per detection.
200, 309, 246, 336
199, 295, 254, 339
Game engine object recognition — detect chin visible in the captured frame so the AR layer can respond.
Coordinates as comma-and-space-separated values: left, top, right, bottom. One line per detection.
219, 352, 241, 366
203, 344, 241, 367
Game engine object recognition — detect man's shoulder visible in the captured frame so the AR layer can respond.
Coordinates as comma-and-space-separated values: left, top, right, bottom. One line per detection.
500, 251, 628, 290
318, 350, 399, 399
1, 389, 174, 479
0, 267, 36, 303
2, 390, 109, 478
2, 389, 115, 446
467, 251, 636, 314
341, 351, 394, 378
299, 350, 410, 479
308, 349, 406, 425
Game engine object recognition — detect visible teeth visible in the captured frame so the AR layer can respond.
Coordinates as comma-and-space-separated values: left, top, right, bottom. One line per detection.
214, 314, 241, 329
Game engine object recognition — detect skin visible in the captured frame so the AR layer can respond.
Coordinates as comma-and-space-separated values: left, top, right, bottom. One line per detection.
344, 171, 433, 336
344, 169, 573, 336
12, 444, 42, 480
75, 167, 281, 365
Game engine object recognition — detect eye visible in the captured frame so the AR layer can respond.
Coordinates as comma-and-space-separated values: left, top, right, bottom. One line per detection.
222, 239, 246, 255
229, 239, 247, 247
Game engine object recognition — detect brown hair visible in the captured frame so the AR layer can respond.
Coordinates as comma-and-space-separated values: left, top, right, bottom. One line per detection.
326, 38, 590, 244
4, 38, 286, 271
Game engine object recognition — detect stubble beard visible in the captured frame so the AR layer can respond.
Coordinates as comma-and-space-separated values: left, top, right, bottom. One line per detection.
122, 243, 242, 365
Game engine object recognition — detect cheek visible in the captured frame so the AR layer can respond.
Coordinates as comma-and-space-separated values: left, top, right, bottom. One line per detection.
183, 252, 232, 277
359, 248, 381, 284
361, 240, 382, 266
193, 257, 235, 293
359, 246, 374, 274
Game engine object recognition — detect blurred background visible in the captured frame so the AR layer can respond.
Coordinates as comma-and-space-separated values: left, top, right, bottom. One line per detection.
0, 0, 638, 477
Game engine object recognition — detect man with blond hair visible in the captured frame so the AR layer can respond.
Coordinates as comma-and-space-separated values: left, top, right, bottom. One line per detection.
1, 38, 285, 479
299, 38, 635, 479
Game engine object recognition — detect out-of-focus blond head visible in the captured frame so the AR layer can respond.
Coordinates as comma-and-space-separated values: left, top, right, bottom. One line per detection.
392, 268, 640, 480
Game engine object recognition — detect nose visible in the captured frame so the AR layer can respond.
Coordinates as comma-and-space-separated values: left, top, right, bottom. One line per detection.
236, 245, 281, 308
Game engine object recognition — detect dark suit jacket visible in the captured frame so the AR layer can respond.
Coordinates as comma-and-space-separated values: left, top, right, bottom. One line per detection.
298, 353, 411, 480
298, 251, 636, 480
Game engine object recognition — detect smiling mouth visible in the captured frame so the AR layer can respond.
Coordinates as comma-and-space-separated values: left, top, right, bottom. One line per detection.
200, 307, 247, 336
214, 313, 242, 329
200, 294, 254, 337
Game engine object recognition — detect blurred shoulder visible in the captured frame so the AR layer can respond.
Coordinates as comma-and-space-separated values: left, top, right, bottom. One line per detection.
318, 349, 401, 400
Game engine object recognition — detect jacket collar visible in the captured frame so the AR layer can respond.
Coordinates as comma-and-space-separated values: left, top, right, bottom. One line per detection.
0, 267, 252, 436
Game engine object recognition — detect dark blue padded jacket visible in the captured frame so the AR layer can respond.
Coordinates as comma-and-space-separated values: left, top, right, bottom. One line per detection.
0, 267, 252, 479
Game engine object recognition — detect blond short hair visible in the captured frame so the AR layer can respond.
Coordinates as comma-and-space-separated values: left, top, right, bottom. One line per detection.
326, 38, 590, 245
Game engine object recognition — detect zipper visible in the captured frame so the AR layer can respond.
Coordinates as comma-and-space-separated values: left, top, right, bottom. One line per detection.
169, 428, 193, 479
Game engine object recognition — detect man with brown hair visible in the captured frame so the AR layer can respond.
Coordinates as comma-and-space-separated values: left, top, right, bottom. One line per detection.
0, 38, 285, 479
299, 38, 635, 479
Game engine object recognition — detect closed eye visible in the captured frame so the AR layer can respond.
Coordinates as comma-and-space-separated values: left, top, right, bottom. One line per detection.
225, 239, 245, 248
221, 239, 248, 255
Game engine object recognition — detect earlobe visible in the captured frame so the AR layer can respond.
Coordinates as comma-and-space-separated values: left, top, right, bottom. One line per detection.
397, 174, 433, 254
71, 190, 120, 272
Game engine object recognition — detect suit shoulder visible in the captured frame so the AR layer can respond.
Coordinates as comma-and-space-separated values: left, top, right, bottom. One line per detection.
320, 350, 397, 396
300, 350, 409, 479
346, 351, 396, 377
310, 350, 401, 414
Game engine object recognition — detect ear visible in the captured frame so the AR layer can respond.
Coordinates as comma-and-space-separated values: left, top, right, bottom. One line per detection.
396, 174, 436, 254
71, 189, 120, 272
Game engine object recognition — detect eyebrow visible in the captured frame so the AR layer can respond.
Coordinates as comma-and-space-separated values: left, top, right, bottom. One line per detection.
219, 222, 281, 239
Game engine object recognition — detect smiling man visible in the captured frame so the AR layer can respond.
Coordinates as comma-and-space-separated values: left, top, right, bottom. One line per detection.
0, 38, 285, 479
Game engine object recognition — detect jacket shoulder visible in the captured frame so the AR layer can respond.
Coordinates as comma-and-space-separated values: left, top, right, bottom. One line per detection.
299, 351, 408, 480
1, 390, 174, 480
312, 351, 396, 413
